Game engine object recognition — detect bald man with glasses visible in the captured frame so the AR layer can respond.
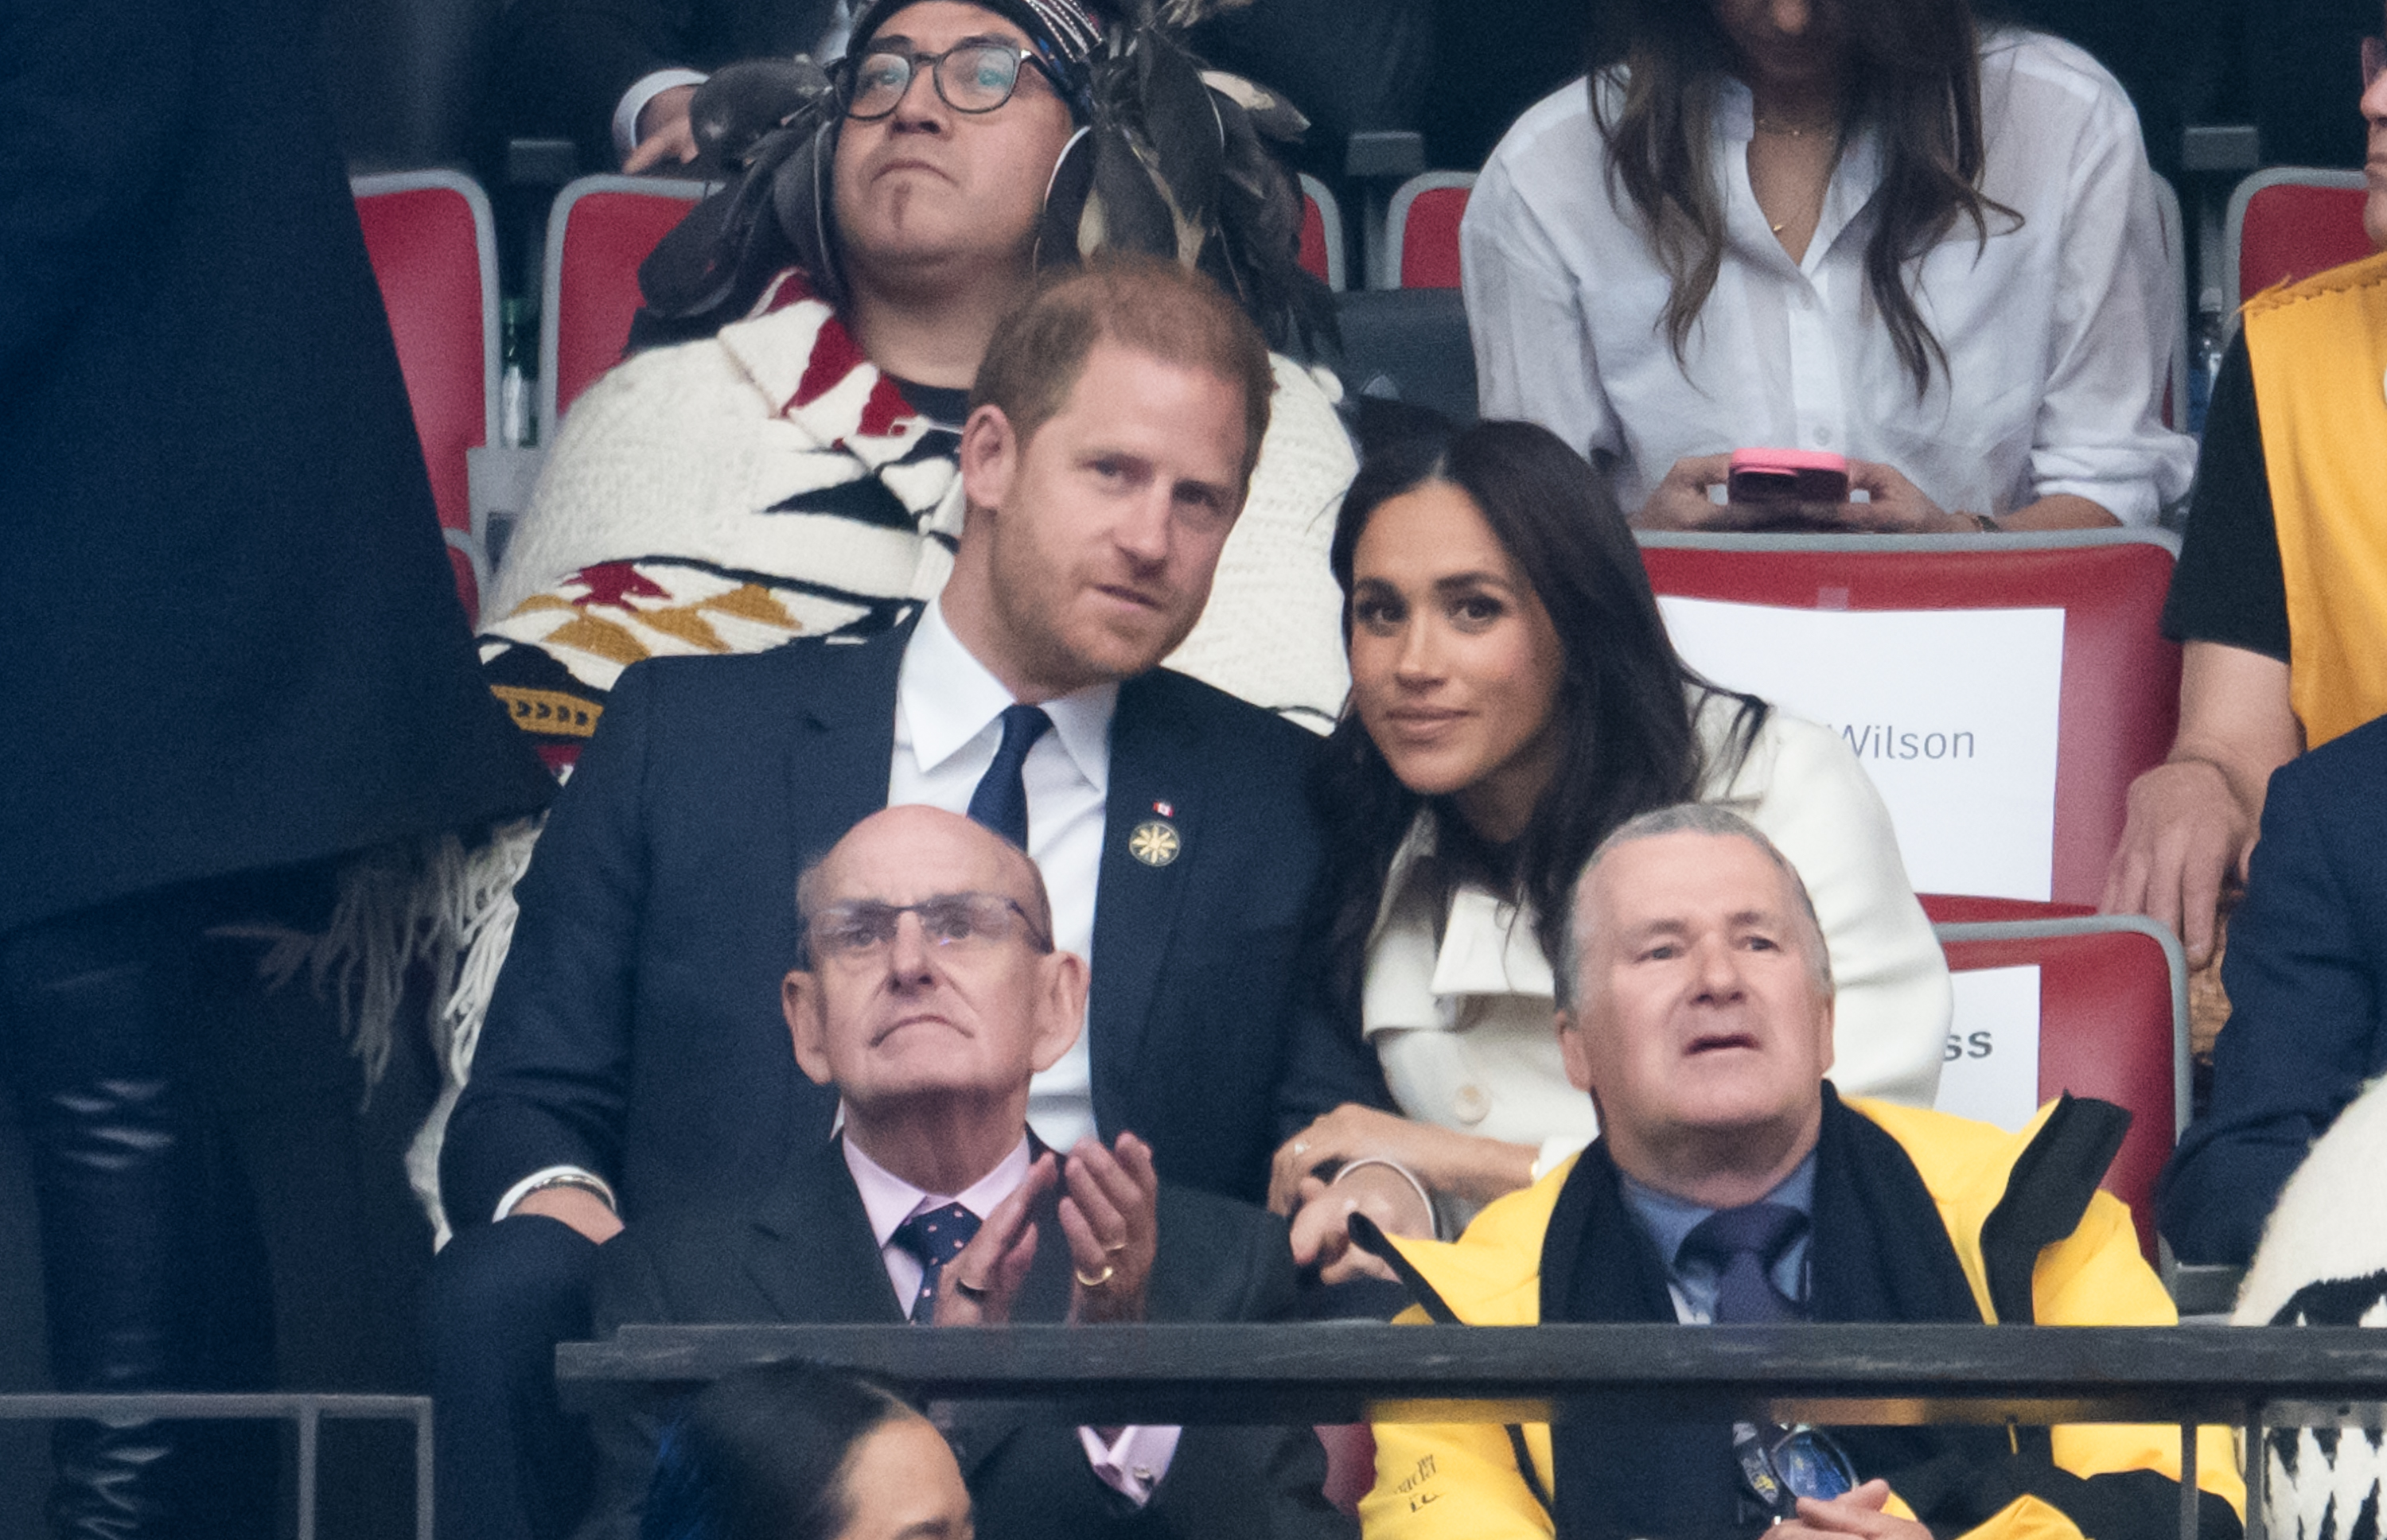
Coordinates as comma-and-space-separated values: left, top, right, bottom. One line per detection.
577, 806, 1352, 1540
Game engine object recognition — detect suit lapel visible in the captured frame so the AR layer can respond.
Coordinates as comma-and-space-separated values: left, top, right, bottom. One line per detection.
743, 1139, 909, 1324
1085, 674, 1201, 1138
783, 616, 913, 869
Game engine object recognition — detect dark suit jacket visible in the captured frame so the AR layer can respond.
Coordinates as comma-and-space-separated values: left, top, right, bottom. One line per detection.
496, 0, 844, 171
578, 1136, 1352, 1539
442, 618, 1388, 1227
2159, 714, 2387, 1265
0, 0, 553, 938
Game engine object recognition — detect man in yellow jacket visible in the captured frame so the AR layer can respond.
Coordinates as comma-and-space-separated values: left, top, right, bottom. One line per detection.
1357, 803, 2245, 1540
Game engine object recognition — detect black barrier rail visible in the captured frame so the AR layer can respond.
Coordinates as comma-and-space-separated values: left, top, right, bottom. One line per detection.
559, 1322, 2387, 1540
0, 1393, 432, 1540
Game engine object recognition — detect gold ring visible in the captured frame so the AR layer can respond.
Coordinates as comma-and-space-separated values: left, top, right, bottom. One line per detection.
1103, 1239, 1128, 1255
1074, 1262, 1117, 1288
952, 1276, 991, 1300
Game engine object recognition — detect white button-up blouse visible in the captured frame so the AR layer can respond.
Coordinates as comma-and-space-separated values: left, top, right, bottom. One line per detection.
1361, 695, 1951, 1188
1462, 29, 2195, 527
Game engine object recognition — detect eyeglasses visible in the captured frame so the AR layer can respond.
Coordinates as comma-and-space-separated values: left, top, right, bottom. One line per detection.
1733, 1421, 1857, 1519
840, 42, 1060, 121
2366, 35, 2386, 89
808, 892, 1053, 961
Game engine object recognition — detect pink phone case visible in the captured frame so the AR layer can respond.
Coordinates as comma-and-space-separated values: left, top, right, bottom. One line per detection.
1727, 448, 1850, 504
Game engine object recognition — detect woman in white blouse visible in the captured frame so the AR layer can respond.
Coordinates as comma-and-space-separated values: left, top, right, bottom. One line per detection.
1271, 418, 1949, 1278
1462, 0, 2193, 532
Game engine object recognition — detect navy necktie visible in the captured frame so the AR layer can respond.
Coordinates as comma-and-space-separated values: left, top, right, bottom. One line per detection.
890, 1201, 982, 1323
1679, 1202, 1809, 1323
965, 704, 1053, 850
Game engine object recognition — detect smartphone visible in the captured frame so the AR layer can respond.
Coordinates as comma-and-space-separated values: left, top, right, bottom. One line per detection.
1727, 448, 1850, 505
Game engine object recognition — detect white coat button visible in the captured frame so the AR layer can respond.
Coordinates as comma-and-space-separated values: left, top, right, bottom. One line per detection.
1453, 1084, 1492, 1125
1811, 426, 1832, 446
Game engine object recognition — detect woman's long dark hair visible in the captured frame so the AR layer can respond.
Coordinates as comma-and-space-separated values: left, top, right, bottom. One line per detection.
641, 1363, 929, 1540
1589, 0, 2019, 395
1316, 412, 1768, 1008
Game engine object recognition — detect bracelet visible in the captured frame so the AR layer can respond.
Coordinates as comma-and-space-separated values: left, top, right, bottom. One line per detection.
524, 1171, 618, 1213
1333, 1157, 1442, 1242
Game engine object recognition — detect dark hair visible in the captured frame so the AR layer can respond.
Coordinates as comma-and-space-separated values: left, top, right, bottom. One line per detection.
641, 1363, 930, 1540
1587, 0, 2019, 395
1316, 414, 1768, 1005
970, 252, 1276, 485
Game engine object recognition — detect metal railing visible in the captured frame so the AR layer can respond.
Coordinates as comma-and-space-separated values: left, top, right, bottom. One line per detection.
0, 1393, 431, 1540
560, 1320, 2387, 1540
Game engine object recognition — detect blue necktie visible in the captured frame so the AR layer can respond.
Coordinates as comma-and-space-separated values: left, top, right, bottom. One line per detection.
890, 1201, 983, 1323
1679, 1202, 1809, 1323
965, 704, 1053, 850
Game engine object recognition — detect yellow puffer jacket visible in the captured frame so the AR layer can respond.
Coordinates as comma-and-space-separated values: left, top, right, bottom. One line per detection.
1360, 1097, 2245, 1539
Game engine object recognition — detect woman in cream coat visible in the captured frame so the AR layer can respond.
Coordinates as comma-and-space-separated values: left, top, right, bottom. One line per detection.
1272, 418, 1949, 1271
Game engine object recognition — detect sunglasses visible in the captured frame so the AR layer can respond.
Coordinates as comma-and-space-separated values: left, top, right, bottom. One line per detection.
1734, 1420, 1858, 1519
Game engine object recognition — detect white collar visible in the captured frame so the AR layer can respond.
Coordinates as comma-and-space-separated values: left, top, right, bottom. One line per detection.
1368, 811, 1555, 1011
900, 598, 1116, 794
842, 1131, 1038, 1250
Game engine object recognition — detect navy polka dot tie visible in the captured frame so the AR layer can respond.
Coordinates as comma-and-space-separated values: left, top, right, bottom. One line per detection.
891, 1202, 983, 1323
1679, 1203, 1809, 1324
966, 705, 1053, 851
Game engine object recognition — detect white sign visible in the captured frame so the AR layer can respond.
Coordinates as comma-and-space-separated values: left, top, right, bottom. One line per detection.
1933, 966, 2042, 1131
1657, 597, 2066, 900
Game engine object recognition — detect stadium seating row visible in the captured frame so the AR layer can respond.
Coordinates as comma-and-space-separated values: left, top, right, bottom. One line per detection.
348, 167, 2366, 1301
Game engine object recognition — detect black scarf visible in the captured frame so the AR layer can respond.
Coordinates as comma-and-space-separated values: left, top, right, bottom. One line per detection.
1542, 1086, 2153, 1540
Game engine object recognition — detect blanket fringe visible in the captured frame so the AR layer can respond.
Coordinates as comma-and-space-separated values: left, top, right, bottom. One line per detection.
224, 816, 545, 1248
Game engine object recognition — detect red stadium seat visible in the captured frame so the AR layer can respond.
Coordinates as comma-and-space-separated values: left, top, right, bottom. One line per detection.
1386, 173, 1474, 290
1637, 531, 2181, 907
352, 171, 496, 614
1933, 914, 2187, 1265
1298, 173, 1347, 292
2225, 168, 2372, 305
539, 175, 711, 440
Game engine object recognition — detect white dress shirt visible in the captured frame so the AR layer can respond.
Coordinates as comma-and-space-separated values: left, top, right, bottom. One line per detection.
842, 1133, 1181, 1503
1362, 695, 1949, 1217
1462, 29, 2194, 527
891, 598, 1116, 1153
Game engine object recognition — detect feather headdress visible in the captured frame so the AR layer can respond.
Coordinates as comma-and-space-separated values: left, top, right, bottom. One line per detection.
635, 0, 1330, 351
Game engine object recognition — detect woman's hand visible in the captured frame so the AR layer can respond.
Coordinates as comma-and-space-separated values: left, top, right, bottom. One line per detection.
1634, 454, 1738, 529
1270, 1104, 1537, 1215
1287, 1169, 1427, 1284
1828, 461, 1969, 533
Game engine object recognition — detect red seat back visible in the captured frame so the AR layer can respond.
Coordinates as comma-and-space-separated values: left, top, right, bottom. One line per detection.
542, 177, 710, 437
2231, 173, 2373, 302
1934, 917, 2185, 1264
1638, 533, 2180, 907
1389, 174, 1474, 289
352, 173, 495, 542
1297, 173, 1345, 291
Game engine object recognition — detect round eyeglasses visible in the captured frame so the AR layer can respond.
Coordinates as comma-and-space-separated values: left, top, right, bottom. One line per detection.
808, 892, 1053, 961
840, 43, 1061, 121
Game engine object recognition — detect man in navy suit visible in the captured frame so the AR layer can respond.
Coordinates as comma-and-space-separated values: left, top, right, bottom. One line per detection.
578, 805, 1352, 1538
430, 255, 1388, 1538
2160, 712, 2387, 1265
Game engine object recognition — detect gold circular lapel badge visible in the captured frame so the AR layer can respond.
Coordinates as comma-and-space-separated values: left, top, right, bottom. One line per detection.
1128, 819, 1181, 867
